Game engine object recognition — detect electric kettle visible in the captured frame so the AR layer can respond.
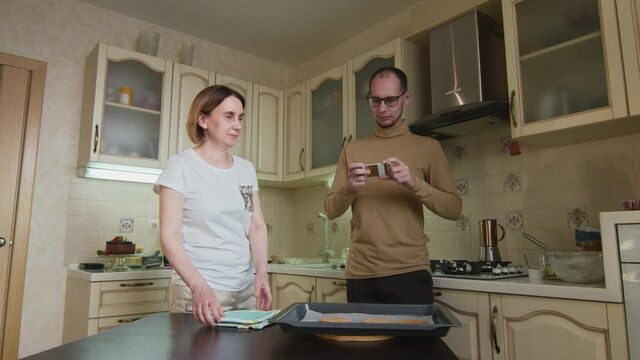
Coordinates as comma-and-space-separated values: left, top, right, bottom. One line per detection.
479, 219, 505, 262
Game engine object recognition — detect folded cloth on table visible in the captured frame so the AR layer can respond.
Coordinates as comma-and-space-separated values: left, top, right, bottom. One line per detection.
217, 310, 280, 329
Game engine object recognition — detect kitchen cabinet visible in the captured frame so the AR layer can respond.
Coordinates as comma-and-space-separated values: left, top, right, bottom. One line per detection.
347, 40, 400, 141
502, 0, 629, 145
617, 0, 640, 116
271, 274, 316, 309
169, 64, 215, 154
215, 74, 253, 159
434, 289, 628, 360
77, 43, 172, 170
251, 84, 284, 181
270, 274, 347, 309
305, 64, 348, 177
62, 275, 170, 343
493, 294, 628, 360
283, 83, 306, 181
433, 289, 492, 360
316, 277, 347, 303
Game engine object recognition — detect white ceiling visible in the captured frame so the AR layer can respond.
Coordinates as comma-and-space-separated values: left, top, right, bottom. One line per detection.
80, 0, 424, 66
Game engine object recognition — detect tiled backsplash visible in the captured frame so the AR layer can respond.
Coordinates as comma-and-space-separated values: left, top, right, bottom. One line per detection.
65, 177, 297, 264
66, 129, 640, 267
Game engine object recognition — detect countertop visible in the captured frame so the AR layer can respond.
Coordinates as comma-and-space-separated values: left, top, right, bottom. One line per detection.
23, 313, 458, 360
67, 264, 173, 281
267, 264, 622, 303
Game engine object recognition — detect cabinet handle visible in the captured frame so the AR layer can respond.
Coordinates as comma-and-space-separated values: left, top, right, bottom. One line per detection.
491, 305, 501, 354
299, 148, 305, 172
509, 90, 517, 128
93, 124, 99, 153
433, 291, 442, 297
341, 136, 346, 149
332, 281, 347, 287
117, 318, 141, 323
348, 134, 352, 142
119, 282, 154, 287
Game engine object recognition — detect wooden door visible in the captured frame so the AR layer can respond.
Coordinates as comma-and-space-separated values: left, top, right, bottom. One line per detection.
0, 53, 46, 360
434, 289, 492, 360
283, 83, 306, 181
271, 274, 315, 309
251, 85, 283, 181
316, 278, 347, 303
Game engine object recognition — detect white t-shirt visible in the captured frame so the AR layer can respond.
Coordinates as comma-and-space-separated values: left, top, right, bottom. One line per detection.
154, 149, 259, 291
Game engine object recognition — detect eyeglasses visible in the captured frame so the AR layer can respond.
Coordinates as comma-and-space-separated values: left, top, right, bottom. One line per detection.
367, 90, 407, 107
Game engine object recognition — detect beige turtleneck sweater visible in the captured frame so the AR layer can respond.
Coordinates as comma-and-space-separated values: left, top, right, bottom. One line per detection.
325, 120, 462, 279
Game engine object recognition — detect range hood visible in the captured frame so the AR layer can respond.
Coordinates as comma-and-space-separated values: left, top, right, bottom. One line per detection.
409, 10, 509, 140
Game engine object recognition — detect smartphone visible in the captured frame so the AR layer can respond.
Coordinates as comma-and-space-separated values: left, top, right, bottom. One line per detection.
365, 163, 391, 177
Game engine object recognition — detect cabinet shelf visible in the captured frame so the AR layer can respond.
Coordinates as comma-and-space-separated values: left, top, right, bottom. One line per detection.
520, 31, 602, 61
105, 101, 161, 115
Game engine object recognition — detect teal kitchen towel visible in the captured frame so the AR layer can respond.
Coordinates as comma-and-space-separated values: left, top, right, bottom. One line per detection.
217, 309, 280, 329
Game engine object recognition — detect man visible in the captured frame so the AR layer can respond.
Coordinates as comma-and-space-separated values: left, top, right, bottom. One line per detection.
324, 67, 462, 304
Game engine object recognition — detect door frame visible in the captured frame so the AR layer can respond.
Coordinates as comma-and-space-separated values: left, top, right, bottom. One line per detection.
0, 52, 46, 359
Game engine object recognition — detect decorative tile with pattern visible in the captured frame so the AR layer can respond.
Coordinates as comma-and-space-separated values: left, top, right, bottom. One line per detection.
504, 210, 523, 229
503, 172, 521, 192
456, 214, 471, 231
331, 222, 339, 234
456, 179, 469, 195
567, 207, 588, 228
119, 218, 133, 233
452, 145, 468, 162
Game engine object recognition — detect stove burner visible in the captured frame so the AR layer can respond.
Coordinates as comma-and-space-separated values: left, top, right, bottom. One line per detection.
430, 259, 522, 276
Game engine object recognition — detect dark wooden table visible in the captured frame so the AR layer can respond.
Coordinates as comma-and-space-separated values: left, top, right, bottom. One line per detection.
24, 313, 458, 360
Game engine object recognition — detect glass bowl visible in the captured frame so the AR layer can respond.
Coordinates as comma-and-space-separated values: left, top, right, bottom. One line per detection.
548, 251, 604, 284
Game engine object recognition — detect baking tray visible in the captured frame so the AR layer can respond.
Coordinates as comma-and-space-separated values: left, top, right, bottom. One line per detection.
269, 302, 461, 337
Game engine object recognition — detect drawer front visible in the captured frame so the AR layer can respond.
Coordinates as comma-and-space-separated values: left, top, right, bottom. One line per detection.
98, 278, 169, 317
96, 312, 163, 333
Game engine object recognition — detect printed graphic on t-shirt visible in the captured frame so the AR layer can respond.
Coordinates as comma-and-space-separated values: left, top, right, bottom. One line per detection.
239, 185, 254, 212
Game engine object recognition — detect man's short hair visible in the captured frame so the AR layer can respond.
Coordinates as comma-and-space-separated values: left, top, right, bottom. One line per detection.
369, 67, 408, 92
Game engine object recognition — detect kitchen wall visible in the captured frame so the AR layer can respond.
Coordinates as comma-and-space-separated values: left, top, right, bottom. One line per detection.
65, 180, 296, 264
0, 0, 294, 356
291, 127, 640, 266
4, 0, 640, 357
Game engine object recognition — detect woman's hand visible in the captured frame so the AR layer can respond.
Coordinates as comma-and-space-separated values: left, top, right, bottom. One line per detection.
254, 272, 272, 310
190, 280, 223, 326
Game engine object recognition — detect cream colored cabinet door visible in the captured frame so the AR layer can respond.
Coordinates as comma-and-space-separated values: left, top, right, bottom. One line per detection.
215, 74, 253, 159
347, 41, 399, 142
251, 85, 283, 181
316, 278, 347, 303
283, 83, 306, 181
169, 64, 215, 154
78, 43, 172, 169
305, 64, 348, 177
271, 274, 316, 309
501, 0, 627, 143
433, 289, 492, 360
617, 0, 640, 116
495, 294, 628, 360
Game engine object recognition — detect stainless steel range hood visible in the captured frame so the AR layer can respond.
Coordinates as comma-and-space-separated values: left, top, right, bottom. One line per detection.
409, 10, 509, 140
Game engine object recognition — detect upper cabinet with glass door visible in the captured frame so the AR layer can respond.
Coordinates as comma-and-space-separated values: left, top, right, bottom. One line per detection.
617, 0, 640, 116
78, 43, 172, 169
347, 40, 401, 141
502, 0, 627, 141
305, 64, 348, 177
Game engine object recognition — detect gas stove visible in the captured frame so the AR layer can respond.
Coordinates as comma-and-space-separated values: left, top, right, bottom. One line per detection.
430, 260, 528, 280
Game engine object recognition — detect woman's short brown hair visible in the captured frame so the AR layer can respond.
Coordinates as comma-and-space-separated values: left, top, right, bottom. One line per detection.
186, 85, 246, 144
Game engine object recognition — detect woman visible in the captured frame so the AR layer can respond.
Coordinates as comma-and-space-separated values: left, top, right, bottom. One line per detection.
155, 85, 271, 326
